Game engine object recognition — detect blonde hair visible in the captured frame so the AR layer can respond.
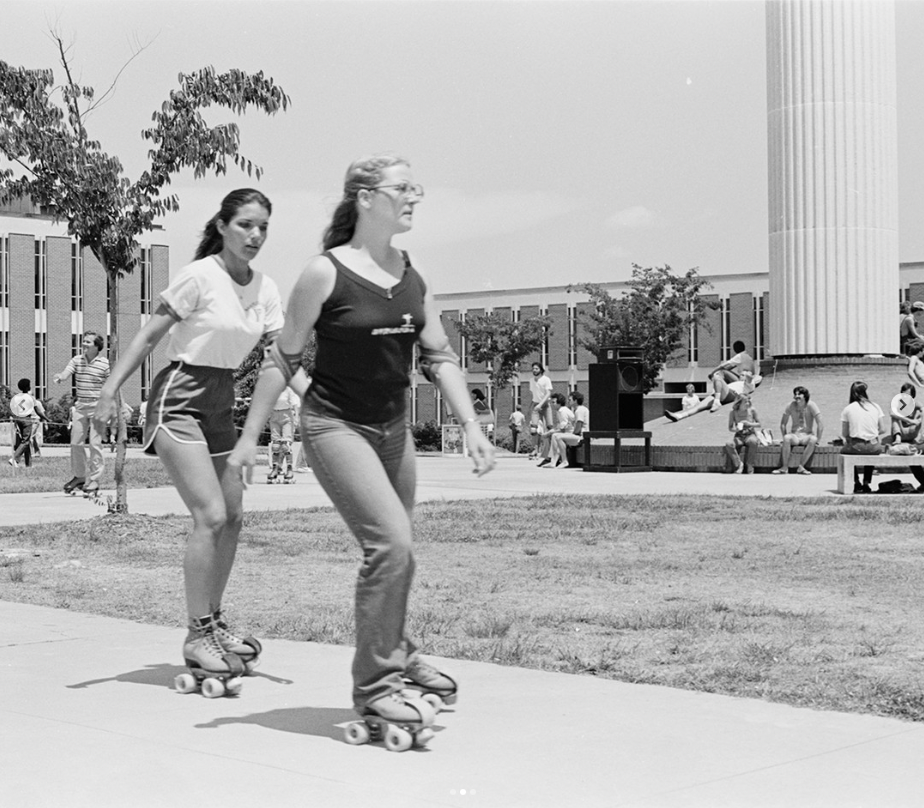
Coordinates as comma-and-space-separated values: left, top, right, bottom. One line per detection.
322, 153, 410, 250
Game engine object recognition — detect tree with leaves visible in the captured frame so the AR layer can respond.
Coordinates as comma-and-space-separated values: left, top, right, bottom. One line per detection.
452, 311, 553, 394
0, 34, 289, 512
570, 265, 716, 394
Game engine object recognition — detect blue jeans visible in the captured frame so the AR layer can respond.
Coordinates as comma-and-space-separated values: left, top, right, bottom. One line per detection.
301, 407, 418, 710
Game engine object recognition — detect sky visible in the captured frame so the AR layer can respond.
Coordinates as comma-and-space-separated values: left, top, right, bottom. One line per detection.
3, 0, 924, 304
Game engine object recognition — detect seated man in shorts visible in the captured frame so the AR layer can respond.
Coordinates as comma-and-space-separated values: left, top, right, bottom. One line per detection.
772, 386, 823, 475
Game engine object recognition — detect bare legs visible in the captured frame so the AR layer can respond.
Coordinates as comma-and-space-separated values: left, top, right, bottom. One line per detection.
154, 434, 243, 619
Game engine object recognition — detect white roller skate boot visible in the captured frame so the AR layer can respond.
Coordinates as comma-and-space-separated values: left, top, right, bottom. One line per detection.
174, 616, 247, 698
402, 658, 458, 712
267, 465, 280, 484
210, 608, 262, 674
344, 691, 437, 752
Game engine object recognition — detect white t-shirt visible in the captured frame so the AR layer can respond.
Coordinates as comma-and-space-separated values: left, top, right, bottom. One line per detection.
681, 393, 700, 411
573, 404, 590, 432
273, 387, 301, 411
10, 392, 37, 418
841, 401, 883, 441
160, 256, 284, 368
529, 374, 553, 404
556, 405, 576, 433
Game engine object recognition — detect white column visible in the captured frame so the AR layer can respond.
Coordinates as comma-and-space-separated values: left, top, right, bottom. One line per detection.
767, 0, 898, 356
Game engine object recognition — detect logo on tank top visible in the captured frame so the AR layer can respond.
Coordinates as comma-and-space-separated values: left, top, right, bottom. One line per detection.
371, 313, 416, 336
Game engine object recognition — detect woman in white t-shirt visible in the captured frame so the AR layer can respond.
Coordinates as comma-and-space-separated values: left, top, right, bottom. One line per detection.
840, 380, 885, 494
93, 189, 299, 690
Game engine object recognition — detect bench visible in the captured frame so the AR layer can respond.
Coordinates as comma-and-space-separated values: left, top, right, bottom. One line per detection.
836, 453, 924, 494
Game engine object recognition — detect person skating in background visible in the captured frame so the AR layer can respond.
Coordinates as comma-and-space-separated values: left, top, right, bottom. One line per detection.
9, 378, 48, 468
267, 385, 302, 483
53, 331, 109, 496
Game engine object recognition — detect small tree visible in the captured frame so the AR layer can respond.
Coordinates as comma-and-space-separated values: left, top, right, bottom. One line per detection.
452, 311, 552, 395
570, 265, 716, 394
0, 33, 290, 512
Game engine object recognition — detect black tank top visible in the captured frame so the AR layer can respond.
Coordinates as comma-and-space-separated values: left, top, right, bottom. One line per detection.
306, 250, 427, 424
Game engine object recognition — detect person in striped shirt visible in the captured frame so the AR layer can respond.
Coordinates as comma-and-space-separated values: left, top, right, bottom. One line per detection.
53, 331, 110, 496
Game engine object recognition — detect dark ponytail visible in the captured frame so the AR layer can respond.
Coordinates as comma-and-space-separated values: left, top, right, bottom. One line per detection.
194, 188, 272, 261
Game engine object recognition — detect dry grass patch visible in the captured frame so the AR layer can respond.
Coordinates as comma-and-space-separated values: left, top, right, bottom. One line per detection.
2, 493, 924, 721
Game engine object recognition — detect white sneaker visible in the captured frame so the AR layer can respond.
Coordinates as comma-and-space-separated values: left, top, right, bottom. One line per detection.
710, 401, 722, 413
8, 457, 16, 467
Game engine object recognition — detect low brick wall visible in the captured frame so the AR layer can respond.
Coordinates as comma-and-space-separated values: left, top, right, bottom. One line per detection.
586, 442, 866, 474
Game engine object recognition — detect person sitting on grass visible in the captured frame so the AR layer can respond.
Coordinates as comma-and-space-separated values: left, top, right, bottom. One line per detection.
772, 386, 823, 475
666, 371, 762, 422
724, 392, 761, 474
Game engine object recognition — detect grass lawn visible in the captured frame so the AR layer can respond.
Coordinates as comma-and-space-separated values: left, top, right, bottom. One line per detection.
2, 493, 924, 722
0, 455, 175, 493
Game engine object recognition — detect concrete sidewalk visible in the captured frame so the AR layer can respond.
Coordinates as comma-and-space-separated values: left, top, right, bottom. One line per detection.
3, 456, 923, 807
0, 451, 855, 527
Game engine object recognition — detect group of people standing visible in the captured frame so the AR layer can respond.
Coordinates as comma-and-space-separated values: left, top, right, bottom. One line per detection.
88, 154, 494, 728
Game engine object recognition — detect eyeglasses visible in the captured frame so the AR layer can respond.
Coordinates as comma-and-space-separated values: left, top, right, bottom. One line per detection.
370, 183, 425, 199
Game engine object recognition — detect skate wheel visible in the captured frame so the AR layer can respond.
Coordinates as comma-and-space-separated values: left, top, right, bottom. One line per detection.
201, 677, 225, 699
174, 673, 198, 694
344, 722, 371, 745
225, 677, 243, 696
414, 727, 435, 748
384, 725, 413, 752
421, 693, 444, 712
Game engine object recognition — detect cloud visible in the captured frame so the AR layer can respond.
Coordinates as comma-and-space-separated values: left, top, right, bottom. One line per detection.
408, 189, 583, 248
605, 205, 656, 230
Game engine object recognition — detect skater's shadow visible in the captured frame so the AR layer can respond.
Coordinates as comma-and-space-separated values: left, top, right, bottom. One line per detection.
195, 706, 357, 741
67, 664, 294, 690
195, 706, 444, 746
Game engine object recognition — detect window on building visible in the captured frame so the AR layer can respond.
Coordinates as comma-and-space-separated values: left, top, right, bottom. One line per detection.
568, 306, 577, 367
541, 308, 549, 367
687, 301, 699, 364
459, 312, 467, 371
720, 299, 731, 361
753, 296, 765, 360
0, 329, 8, 390
141, 357, 152, 402
71, 241, 83, 312
139, 247, 153, 314
0, 235, 8, 308
34, 239, 46, 309
34, 332, 47, 400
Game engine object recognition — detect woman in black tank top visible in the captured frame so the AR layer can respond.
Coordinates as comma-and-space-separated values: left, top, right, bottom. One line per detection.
231, 154, 494, 737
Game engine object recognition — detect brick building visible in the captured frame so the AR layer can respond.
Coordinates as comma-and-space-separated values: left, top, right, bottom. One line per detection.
423, 263, 924, 429
0, 200, 169, 409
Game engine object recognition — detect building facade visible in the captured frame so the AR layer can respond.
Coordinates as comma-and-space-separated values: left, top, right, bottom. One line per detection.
424, 263, 924, 429
0, 200, 169, 409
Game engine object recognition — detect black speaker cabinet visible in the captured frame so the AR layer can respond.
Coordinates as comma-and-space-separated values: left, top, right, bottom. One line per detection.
589, 361, 645, 430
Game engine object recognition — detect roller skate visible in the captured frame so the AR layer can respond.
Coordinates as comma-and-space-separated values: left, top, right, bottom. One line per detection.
283, 468, 295, 484
83, 480, 100, 499
344, 692, 437, 752
210, 608, 262, 674
402, 659, 458, 712
173, 616, 247, 698
63, 476, 85, 496
266, 465, 280, 484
